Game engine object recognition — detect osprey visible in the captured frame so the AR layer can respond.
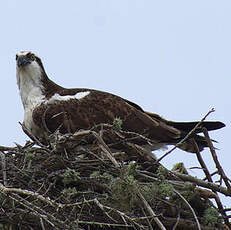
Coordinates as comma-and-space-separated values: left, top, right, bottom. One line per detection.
16, 51, 225, 152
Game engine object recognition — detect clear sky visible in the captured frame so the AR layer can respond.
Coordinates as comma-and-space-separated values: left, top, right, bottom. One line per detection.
0, 1, 230, 207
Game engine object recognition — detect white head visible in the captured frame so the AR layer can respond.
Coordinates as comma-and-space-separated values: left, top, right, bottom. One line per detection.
16, 51, 46, 108
16, 51, 45, 88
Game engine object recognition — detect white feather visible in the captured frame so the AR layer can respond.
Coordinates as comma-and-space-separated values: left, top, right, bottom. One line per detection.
16, 60, 45, 109
46, 91, 90, 104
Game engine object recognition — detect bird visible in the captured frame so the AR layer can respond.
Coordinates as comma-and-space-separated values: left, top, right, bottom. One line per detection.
16, 51, 225, 153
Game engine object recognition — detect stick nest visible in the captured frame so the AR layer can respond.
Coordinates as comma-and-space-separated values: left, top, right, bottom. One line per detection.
0, 124, 230, 230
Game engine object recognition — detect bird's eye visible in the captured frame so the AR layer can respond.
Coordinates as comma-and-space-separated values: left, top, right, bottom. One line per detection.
16, 54, 18, 60
26, 53, 35, 61
30, 54, 35, 61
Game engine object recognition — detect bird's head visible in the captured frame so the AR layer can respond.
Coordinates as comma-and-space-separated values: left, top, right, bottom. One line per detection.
16, 51, 49, 107
16, 51, 35, 67
16, 51, 63, 108
16, 51, 47, 89
16, 51, 46, 72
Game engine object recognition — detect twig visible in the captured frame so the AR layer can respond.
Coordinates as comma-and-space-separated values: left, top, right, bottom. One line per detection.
73, 220, 132, 228
91, 131, 120, 167
173, 189, 201, 230
19, 122, 46, 147
93, 198, 143, 229
202, 128, 231, 228
172, 211, 180, 230
171, 171, 231, 196
0, 152, 7, 186
119, 130, 153, 144
202, 128, 231, 192
141, 207, 153, 230
157, 108, 215, 162
0, 183, 57, 208
0, 192, 67, 229
138, 190, 167, 230
94, 198, 118, 223
40, 218, 46, 230
192, 140, 213, 183
193, 138, 230, 227
0, 146, 17, 151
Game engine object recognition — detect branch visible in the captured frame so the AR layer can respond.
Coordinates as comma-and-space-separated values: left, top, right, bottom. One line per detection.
0, 152, 7, 186
173, 189, 201, 230
157, 108, 215, 162
171, 171, 231, 196
202, 128, 231, 192
138, 190, 167, 230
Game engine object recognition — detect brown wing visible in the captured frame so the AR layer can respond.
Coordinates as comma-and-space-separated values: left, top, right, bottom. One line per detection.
32, 90, 181, 143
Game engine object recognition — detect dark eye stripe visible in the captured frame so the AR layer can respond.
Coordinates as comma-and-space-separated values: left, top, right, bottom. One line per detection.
26, 52, 35, 60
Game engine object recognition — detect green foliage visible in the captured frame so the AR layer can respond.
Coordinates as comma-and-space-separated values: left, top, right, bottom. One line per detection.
127, 162, 137, 175
159, 181, 174, 199
109, 163, 139, 211
62, 168, 80, 186
90, 171, 114, 183
61, 187, 78, 199
24, 152, 35, 161
157, 165, 169, 180
202, 207, 223, 227
180, 183, 197, 202
102, 172, 114, 182
141, 183, 161, 205
112, 117, 123, 131
90, 171, 101, 178
172, 162, 188, 174
110, 175, 139, 211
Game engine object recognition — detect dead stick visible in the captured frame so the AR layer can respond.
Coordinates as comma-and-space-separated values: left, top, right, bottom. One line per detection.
91, 131, 120, 167
173, 189, 201, 230
202, 128, 231, 228
171, 172, 231, 196
158, 108, 215, 162
138, 190, 167, 230
193, 140, 213, 183
0, 152, 7, 186
202, 128, 231, 191
0, 183, 57, 207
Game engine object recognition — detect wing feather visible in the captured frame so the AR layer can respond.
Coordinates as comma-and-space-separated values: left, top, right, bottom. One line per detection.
32, 90, 181, 143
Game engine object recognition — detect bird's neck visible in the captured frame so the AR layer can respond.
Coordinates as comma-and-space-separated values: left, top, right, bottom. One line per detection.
17, 63, 65, 109
17, 63, 45, 109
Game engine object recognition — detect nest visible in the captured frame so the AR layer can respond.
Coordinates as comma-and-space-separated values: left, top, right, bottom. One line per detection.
0, 123, 230, 230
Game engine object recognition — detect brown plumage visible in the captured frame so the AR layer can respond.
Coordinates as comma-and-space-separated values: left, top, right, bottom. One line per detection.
16, 51, 225, 152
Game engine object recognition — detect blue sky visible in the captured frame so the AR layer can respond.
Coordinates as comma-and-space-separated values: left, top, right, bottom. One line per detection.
0, 1, 230, 207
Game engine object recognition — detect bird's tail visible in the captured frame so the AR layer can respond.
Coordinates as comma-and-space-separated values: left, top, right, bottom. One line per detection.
166, 121, 225, 134
175, 134, 211, 153
170, 121, 225, 153
145, 111, 225, 153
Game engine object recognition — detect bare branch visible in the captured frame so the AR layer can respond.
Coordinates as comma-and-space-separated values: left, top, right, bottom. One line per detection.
157, 108, 215, 162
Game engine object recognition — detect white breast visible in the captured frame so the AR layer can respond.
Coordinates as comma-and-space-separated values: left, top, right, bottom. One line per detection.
17, 61, 45, 136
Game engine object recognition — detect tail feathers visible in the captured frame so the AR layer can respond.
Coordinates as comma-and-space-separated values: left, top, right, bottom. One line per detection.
168, 121, 225, 134
173, 122, 224, 153
145, 112, 225, 133
144, 111, 225, 153
177, 135, 209, 153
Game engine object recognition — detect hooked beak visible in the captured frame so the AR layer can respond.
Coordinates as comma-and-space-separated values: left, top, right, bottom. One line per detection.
17, 56, 31, 67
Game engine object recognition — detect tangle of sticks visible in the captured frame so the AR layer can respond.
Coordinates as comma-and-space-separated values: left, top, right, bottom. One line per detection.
0, 112, 230, 230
